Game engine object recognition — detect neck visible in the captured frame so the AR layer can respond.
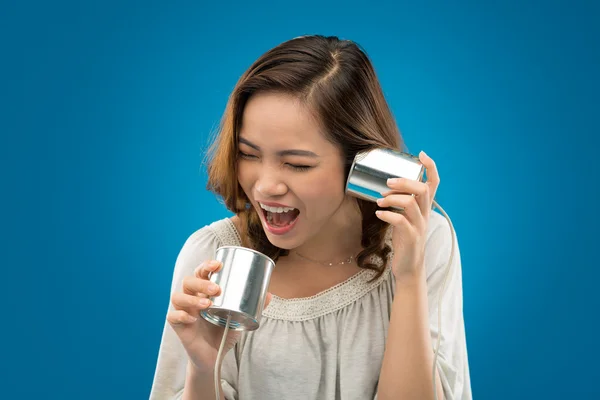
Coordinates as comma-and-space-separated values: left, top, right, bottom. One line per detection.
291, 197, 363, 263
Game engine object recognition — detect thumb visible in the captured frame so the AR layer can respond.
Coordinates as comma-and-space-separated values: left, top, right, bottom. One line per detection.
264, 292, 273, 309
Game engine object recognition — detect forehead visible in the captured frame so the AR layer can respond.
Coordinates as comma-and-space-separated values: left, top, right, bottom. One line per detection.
239, 92, 329, 148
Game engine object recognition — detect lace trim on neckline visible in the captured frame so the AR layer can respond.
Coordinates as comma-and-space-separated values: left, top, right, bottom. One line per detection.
211, 217, 394, 322
263, 266, 392, 321
210, 218, 243, 247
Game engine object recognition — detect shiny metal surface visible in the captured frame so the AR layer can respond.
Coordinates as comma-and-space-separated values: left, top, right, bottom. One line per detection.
200, 246, 275, 331
345, 148, 425, 211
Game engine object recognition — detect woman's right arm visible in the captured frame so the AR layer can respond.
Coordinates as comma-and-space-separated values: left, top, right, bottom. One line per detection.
149, 226, 239, 400
183, 360, 224, 400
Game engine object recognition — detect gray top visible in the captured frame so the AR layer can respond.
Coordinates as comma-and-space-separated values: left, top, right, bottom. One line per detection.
149, 212, 472, 399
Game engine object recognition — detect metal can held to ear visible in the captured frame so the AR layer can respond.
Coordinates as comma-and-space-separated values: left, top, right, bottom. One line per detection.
345, 148, 425, 211
200, 246, 275, 331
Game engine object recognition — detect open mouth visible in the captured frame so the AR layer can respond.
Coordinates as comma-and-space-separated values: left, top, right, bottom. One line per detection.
259, 203, 300, 228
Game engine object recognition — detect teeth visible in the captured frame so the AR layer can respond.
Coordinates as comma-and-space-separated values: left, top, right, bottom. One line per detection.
259, 203, 296, 213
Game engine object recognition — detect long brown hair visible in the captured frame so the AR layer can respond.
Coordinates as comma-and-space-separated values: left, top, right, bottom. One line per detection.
206, 35, 404, 280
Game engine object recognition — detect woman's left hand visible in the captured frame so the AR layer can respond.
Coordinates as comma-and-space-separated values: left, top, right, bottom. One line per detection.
375, 151, 440, 282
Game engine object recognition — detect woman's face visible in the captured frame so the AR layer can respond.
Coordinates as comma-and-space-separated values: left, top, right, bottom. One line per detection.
237, 92, 353, 250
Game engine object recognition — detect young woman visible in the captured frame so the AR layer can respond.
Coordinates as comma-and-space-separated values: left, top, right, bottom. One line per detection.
150, 35, 472, 400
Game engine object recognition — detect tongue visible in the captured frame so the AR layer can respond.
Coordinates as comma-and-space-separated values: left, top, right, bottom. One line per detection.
270, 210, 298, 227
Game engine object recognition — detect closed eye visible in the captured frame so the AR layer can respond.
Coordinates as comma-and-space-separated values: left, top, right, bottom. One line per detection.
238, 151, 258, 160
239, 151, 312, 171
286, 164, 312, 172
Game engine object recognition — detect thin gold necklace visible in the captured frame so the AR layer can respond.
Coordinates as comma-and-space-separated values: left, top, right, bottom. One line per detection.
294, 251, 355, 267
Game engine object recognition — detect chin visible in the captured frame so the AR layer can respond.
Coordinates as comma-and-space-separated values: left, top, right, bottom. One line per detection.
264, 236, 299, 250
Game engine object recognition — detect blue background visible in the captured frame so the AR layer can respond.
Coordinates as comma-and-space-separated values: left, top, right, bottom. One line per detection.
1, 1, 598, 398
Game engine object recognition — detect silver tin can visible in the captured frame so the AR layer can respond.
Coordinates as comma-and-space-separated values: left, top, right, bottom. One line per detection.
200, 246, 275, 331
345, 148, 425, 211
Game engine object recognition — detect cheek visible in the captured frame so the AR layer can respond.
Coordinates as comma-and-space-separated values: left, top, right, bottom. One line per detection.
237, 162, 253, 191
298, 168, 346, 202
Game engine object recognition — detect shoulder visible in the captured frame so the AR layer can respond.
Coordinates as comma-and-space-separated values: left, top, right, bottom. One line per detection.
181, 217, 241, 251
426, 209, 454, 246
423, 209, 460, 282
169, 217, 242, 291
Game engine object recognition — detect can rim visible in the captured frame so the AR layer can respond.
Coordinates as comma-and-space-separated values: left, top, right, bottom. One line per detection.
344, 151, 364, 194
216, 245, 276, 267
201, 309, 259, 331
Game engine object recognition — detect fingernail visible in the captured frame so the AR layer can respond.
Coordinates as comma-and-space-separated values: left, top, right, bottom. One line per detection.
188, 315, 198, 322
209, 283, 219, 293
375, 210, 382, 217
199, 298, 211, 307
387, 178, 398, 185
209, 260, 221, 267
376, 198, 384, 205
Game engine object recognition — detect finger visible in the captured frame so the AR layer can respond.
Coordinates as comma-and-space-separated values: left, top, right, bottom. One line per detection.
419, 151, 440, 198
171, 291, 212, 311
376, 194, 423, 231
167, 309, 199, 326
375, 209, 415, 234
264, 292, 273, 309
384, 177, 428, 196
195, 260, 223, 280
182, 276, 221, 297
383, 178, 431, 214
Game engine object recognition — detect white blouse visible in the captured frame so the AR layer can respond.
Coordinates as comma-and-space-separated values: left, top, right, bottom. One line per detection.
149, 211, 472, 399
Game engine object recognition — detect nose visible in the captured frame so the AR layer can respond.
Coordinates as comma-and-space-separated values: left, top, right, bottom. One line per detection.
255, 167, 288, 198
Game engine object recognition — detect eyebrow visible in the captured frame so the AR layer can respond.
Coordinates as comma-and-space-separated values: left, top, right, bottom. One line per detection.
239, 137, 319, 158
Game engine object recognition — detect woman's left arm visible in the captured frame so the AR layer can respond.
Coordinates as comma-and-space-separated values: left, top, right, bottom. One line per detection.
377, 267, 445, 400
374, 151, 448, 400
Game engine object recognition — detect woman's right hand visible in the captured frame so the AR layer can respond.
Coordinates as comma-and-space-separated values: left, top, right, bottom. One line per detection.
167, 260, 272, 372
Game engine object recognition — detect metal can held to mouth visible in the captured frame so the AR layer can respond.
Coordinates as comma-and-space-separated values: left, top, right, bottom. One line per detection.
200, 246, 275, 331
345, 148, 425, 211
